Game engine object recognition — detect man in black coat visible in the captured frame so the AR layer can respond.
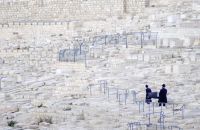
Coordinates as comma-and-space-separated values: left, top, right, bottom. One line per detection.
158, 84, 167, 106
145, 85, 152, 104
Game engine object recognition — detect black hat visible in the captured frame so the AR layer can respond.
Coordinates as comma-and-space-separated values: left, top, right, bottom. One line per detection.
162, 84, 166, 87
145, 85, 148, 88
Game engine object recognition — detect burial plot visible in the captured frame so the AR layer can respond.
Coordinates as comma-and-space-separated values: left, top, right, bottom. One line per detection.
106, 34, 120, 46
128, 122, 148, 130
168, 125, 183, 130
116, 33, 128, 48
73, 37, 89, 55
58, 47, 87, 67
126, 32, 143, 48
143, 32, 158, 48
172, 104, 185, 119
93, 35, 107, 46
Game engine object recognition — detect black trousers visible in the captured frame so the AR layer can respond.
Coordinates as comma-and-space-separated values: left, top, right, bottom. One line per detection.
159, 103, 165, 106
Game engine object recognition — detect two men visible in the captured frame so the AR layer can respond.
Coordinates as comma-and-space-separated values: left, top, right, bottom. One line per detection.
145, 84, 167, 106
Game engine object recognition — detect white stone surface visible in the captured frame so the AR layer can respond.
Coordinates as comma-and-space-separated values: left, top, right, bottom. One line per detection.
0, 0, 200, 129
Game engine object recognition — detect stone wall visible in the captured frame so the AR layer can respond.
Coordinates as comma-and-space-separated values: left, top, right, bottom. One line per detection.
0, 0, 148, 23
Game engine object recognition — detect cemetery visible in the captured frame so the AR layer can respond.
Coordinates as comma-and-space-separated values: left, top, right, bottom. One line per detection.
0, 0, 200, 130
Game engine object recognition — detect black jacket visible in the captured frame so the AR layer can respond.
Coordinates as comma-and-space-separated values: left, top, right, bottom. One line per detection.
146, 88, 152, 99
158, 88, 167, 103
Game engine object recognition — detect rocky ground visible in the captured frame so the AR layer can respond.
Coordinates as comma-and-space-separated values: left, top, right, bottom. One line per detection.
0, 0, 200, 129
0, 41, 200, 130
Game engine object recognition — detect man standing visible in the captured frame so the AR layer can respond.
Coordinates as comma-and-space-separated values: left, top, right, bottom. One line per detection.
145, 85, 152, 104
158, 84, 167, 106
